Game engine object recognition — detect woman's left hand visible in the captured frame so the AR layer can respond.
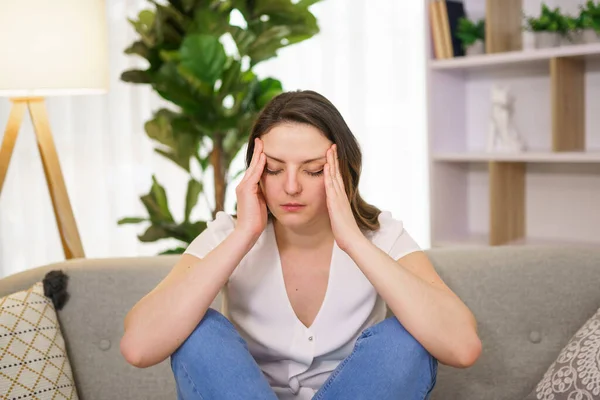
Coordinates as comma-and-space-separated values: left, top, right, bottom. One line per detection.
324, 144, 364, 251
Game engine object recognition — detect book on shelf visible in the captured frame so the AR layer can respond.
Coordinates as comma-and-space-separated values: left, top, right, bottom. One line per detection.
445, 0, 467, 57
429, 0, 468, 59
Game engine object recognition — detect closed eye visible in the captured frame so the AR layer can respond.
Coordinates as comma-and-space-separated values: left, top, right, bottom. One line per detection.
264, 169, 324, 177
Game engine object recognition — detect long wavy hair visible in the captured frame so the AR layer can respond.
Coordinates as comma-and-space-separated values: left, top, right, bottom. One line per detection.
245, 90, 382, 232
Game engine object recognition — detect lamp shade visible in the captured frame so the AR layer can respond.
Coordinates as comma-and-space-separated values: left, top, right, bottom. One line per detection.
0, 0, 109, 97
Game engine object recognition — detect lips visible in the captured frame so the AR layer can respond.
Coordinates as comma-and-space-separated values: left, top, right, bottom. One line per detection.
281, 203, 305, 212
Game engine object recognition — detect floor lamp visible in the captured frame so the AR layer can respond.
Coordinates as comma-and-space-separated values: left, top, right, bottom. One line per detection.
0, 0, 109, 260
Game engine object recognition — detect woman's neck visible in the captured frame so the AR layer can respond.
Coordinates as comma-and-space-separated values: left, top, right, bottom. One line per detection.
273, 217, 334, 251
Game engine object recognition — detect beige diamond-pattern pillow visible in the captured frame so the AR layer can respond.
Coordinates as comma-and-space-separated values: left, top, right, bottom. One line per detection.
0, 281, 79, 400
525, 307, 600, 400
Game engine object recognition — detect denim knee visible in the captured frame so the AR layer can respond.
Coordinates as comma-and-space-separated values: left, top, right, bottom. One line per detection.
171, 308, 243, 367
359, 317, 437, 380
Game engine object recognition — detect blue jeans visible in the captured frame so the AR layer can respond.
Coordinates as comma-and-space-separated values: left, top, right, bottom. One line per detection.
170, 309, 438, 400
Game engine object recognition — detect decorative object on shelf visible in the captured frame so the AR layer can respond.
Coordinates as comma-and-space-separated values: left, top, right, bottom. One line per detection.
524, 3, 567, 49
487, 85, 527, 153
456, 17, 485, 56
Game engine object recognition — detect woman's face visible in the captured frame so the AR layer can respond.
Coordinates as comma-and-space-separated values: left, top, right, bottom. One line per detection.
259, 123, 332, 227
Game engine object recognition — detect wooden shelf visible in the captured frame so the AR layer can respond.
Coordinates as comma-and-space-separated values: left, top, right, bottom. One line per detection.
426, 0, 600, 247
433, 151, 600, 163
429, 43, 600, 72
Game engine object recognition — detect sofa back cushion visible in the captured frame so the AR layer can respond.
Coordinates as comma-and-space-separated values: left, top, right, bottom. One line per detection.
0, 256, 183, 400
0, 246, 599, 400
428, 245, 600, 400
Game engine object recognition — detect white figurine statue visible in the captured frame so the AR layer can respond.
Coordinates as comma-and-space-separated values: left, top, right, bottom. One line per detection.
486, 85, 527, 153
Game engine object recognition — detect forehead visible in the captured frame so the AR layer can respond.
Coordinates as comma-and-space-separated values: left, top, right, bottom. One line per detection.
261, 123, 331, 161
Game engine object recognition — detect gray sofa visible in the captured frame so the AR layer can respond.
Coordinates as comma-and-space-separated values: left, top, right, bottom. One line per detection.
1, 245, 599, 399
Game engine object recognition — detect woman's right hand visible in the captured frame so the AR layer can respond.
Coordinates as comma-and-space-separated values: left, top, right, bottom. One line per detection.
235, 138, 268, 241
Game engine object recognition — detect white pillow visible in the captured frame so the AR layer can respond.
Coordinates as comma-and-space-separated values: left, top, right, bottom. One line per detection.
0, 281, 79, 399
525, 307, 600, 399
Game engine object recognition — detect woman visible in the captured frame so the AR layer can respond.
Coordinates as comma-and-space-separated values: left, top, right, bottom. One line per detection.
121, 90, 482, 399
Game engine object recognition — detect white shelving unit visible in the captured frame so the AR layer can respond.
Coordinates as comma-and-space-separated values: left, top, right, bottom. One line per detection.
426, 0, 600, 248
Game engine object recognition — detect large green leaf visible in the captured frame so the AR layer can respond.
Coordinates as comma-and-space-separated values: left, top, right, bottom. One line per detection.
228, 25, 256, 56
298, 0, 324, 8
160, 246, 187, 255
255, 77, 283, 109
189, 8, 230, 35
140, 175, 174, 223
179, 34, 227, 85
146, 111, 203, 171
155, 148, 190, 172
138, 225, 171, 242
121, 69, 151, 84
117, 217, 148, 225
185, 178, 203, 221
128, 10, 156, 46
153, 63, 208, 114
247, 26, 291, 64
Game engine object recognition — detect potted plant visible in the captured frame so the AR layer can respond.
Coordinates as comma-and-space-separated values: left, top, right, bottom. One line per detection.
456, 17, 485, 56
118, 0, 323, 254
524, 3, 568, 48
579, 0, 600, 43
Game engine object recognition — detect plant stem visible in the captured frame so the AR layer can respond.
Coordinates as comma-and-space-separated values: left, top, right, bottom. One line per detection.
211, 134, 227, 218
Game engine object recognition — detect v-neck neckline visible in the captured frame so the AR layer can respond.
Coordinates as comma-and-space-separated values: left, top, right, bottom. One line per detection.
268, 221, 336, 330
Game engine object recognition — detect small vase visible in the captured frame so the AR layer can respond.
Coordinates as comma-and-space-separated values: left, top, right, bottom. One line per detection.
568, 30, 585, 45
582, 29, 600, 44
466, 39, 485, 56
560, 33, 576, 46
534, 32, 560, 48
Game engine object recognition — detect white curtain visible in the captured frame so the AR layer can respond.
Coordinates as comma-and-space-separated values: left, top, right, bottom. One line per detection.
0, 0, 428, 278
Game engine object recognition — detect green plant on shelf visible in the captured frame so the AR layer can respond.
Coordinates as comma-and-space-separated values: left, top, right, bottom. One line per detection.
524, 3, 569, 35
579, 0, 600, 33
456, 17, 485, 50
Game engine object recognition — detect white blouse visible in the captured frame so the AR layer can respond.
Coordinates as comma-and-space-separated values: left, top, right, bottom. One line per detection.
184, 211, 421, 399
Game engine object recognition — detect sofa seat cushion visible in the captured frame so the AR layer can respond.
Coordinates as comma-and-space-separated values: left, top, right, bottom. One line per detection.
0, 280, 79, 399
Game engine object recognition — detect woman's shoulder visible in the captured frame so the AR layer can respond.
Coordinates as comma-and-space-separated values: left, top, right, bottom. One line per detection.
209, 211, 237, 230
183, 212, 236, 259
364, 211, 421, 259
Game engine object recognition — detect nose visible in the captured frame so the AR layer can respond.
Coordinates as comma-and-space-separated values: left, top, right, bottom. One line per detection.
284, 171, 301, 196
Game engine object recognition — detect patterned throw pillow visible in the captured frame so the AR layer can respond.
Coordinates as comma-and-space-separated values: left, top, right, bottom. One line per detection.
0, 281, 79, 400
525, 307, 600, 400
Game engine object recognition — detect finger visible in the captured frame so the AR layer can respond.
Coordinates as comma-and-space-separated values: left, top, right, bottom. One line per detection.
248, 152, 266, 184
327, 146, 335, 180
333, 145, 345, 190
242, 139, 262, 183
330, 145, 337, 178
249, 139, 262, 170
324, 163, 336, 194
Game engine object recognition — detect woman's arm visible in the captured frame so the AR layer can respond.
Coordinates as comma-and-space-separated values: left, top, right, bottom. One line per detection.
345, 238, 482, 369
122, 137, 269, 369
322, 144, 481, 368
120, 228, 258, 369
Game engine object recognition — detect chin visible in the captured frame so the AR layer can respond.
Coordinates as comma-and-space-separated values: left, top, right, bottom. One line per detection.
271, 206, 325, 226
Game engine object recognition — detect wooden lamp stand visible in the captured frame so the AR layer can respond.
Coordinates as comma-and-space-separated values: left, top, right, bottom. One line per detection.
0, 97, 85, 259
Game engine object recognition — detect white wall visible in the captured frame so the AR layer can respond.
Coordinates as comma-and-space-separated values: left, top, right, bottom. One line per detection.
0, 0, 429, 277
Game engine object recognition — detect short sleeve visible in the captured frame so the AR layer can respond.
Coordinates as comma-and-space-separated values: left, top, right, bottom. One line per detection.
368, 211, 421, 260
183, 212, 236, 259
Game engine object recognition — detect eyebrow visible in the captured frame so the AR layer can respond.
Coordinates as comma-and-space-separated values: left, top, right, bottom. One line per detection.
264, 153, 326, 164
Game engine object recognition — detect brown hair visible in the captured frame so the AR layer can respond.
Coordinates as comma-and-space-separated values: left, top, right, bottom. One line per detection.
245, 90, 382, 232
